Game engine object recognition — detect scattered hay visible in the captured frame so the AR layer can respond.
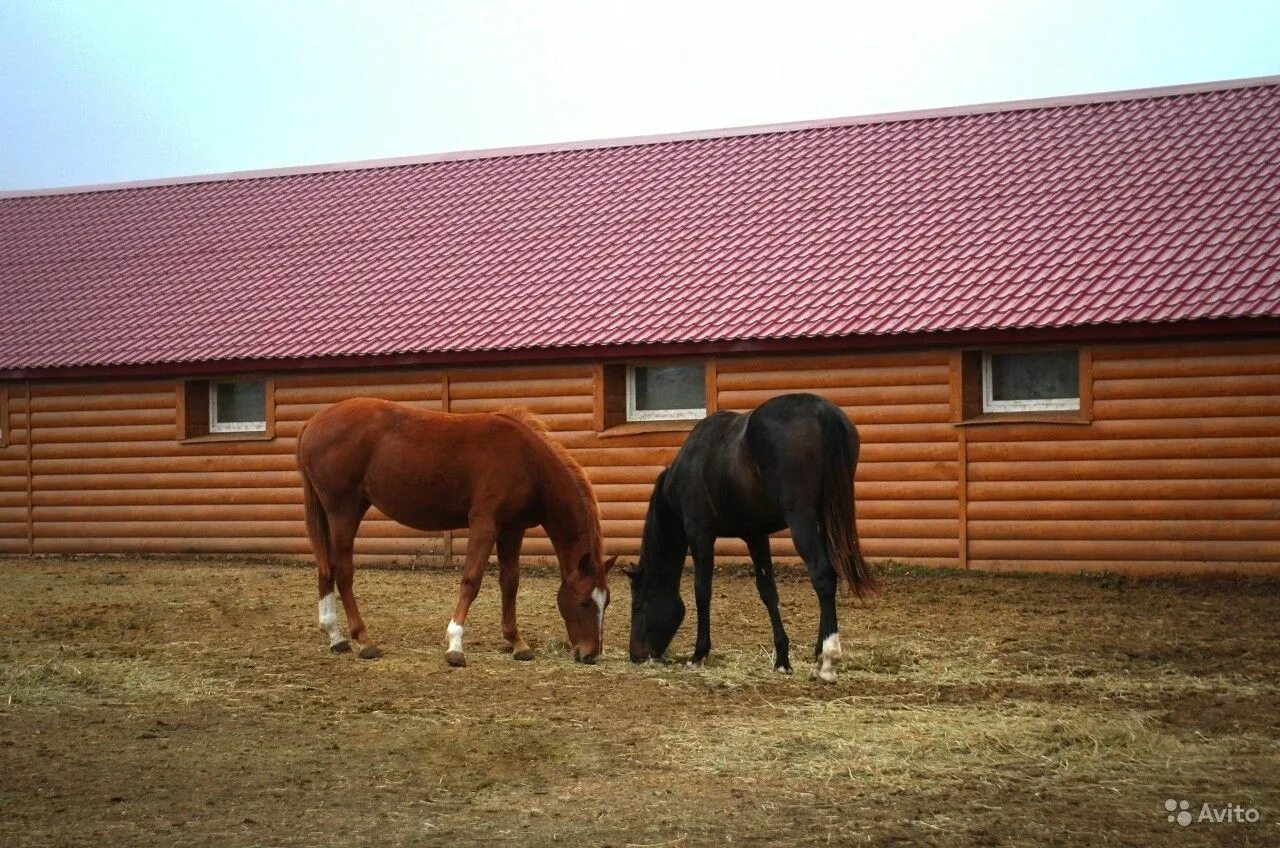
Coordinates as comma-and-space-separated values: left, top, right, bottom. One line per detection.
656, 698, 1271, 788
0, 649, 227, 708
0, 557, 1275, 848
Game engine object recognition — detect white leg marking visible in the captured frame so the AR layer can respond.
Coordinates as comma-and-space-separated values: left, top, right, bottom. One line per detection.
818, 632, 841, 683
318, 592, 344, 647
446, 620, 464, 654
591, 587, 607, 642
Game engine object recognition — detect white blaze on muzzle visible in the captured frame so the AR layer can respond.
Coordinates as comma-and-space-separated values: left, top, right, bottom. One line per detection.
591, 587, 607, 645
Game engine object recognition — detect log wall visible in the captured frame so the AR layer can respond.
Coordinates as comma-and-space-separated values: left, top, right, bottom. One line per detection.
716, 349, 960, 567
0, 386, 31, 554
3, 335, 1277, 575
965, 338, 1280, 575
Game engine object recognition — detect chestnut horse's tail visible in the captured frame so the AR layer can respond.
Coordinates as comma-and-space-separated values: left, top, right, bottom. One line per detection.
297, 425, 332, 582
819, 410, 880, 598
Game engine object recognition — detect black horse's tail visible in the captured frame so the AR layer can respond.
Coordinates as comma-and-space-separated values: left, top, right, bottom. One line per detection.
819, 410, 880, 598
297, 423, 332, 582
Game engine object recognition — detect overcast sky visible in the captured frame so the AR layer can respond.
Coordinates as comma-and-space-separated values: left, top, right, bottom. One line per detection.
1, 0, 1277, 191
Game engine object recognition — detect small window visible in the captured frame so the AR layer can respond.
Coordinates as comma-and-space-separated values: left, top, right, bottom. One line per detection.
210, 380, 268, 432
179, 377, 274, 440
982, 350, 1079, 413
596, 361, 709, 430
626, 363, 707, 422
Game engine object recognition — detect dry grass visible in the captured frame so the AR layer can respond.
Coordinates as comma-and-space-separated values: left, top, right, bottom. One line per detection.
0, 556, 1276, 847
660, 698, 1255, 786
1, 651, 227, 707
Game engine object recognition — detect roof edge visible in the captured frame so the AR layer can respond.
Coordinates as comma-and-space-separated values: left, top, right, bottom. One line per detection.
4, 74, 1278, 200
3, 317, 1276, 381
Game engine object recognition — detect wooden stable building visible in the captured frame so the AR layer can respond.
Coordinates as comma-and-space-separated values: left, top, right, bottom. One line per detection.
2, 78, 1278, 576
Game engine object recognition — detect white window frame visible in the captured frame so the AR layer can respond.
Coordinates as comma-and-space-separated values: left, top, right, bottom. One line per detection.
209, 380, 268, 433
625, 363, 708, 422
981, 351, 1080, 413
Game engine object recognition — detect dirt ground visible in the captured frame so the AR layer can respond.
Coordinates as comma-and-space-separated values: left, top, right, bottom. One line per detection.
0, 556, 1276, 848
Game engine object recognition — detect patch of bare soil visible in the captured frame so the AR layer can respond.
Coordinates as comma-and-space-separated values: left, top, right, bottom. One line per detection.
0, 557, 1276, 847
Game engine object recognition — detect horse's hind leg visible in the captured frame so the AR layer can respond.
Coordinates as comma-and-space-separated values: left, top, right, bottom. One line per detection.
789, 513, 841, 684
497, 527, 534, 661
318, 570, 350, 653
303, 473, 349, 653
746, 534, 791, 673
330, 505, 381, 660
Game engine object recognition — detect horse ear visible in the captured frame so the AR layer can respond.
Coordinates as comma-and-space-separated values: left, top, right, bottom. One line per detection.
604, 555, 619, 573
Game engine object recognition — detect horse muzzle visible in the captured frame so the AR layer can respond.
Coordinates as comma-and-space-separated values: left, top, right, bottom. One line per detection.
573, 647, 598, 664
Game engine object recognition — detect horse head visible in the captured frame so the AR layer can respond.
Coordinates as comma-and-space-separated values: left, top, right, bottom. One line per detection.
557, 552, 617, 663
627, 468, 688, 662
625, 563, 686, 663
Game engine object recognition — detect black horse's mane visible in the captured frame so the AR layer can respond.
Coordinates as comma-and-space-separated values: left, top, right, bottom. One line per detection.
636, 468, 687, 588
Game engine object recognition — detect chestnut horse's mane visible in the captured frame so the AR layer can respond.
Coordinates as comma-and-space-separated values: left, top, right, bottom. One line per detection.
496, 407, 604, 565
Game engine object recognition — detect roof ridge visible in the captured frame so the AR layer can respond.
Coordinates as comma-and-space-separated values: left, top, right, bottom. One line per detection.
4, 74, 1277, 200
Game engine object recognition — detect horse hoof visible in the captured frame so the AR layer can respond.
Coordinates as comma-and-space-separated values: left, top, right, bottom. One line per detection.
775, 664, 793, 675
812, 663, 837, 684
445, 650, 467, 667
358, 645, 383, 660
513, 648, 535, 661
330, 640, 352, 654
687, 658, 704, 669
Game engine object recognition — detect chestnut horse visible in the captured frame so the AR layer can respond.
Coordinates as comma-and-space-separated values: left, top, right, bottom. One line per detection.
296, 398, 615, 665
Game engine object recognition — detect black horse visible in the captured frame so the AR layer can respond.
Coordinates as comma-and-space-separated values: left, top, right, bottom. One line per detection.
625, 393, 879, 683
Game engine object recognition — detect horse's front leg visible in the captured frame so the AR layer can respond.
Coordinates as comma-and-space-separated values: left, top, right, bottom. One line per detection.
445, 517, 497, 667
497, 526, 534, 661
688, 532, 716, 667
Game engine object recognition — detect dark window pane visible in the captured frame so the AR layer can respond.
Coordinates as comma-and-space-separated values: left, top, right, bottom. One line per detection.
633, 365, 705, 411
215, 381, 266, 424
990, 351, 1078, 401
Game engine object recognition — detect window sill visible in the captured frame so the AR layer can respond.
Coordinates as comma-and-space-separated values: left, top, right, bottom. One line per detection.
182, 431, 274, 444
955, 412, 1092, 427
597, 420, 701, 439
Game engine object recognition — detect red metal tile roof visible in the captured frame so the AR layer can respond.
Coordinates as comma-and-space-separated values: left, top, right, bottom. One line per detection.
2, 78, 1278, 373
